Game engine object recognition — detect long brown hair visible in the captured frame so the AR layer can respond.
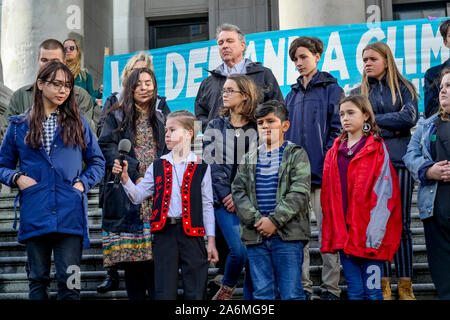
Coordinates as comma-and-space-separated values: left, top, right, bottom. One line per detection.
109, 68, 160, 148
26, 61, 85, 149
339, 94, 381, 140
360, 42, 417, 105
220, 74, 258, 122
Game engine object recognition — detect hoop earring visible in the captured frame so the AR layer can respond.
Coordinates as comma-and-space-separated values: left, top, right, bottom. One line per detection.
362, 122, 371, 133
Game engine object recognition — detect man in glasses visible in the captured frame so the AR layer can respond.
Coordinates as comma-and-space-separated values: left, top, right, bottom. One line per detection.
2, 39, 94, 134
195, 23, 284, 132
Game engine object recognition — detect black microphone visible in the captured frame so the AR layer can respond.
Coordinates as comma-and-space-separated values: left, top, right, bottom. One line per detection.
113, 139, 132, 188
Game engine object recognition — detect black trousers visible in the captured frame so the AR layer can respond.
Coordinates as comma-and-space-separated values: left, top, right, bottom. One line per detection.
122, 261, 155, 300
152, 223, 209, 300
423, 193, 450, 299
383, 167, 414, 278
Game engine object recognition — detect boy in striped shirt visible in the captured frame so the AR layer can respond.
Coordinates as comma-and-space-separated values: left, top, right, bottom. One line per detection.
232, 100, 311, 299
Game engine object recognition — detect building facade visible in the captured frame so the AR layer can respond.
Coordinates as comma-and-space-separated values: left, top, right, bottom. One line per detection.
0, 0, 449, 107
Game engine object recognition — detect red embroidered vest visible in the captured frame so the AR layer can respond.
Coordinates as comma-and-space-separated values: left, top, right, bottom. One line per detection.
151, 158, 207, 236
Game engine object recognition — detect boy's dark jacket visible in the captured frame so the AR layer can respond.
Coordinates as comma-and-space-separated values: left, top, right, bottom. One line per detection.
231, 142, 311, 245
284, 71, 343, 186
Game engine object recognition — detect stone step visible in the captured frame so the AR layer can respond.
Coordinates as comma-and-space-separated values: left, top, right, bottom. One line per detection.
0, 244, 430, 275
0, 208, 103, 229
0, 224, 427, 256
0, 224, 104, 244
0, 268, 232, 295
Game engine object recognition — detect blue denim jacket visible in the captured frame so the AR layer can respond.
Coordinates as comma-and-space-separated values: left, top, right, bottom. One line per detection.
402, 114, 438, 220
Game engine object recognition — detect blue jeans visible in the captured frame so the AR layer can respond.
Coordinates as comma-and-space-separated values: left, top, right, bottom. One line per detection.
246, 237, 305, 300
215, 206, 253, 299
25, 233, 83, 300
339, 252, 384, 300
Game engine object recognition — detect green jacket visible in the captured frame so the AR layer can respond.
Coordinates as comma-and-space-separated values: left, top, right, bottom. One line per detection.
231, 142, 311, 246
3, 83, 96, 135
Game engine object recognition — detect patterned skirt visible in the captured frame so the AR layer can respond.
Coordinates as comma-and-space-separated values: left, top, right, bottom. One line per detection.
102, 198, 153, 268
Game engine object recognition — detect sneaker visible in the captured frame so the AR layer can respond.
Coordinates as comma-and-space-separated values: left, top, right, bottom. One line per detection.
212, 285, 234, 300
320, 290, 340, 300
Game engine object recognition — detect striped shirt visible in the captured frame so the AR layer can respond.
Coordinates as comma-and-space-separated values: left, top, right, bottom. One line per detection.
256, 142, 287, 216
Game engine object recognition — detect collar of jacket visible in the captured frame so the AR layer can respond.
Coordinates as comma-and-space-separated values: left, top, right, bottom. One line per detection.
247, 141, 297, 176
331, 133, 382, 160
207, 59, 264, 77
291, 70, 338, 90
367, 73, 387, 85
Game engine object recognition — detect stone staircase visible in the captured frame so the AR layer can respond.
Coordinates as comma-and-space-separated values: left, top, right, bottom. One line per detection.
0, 185, 438, 300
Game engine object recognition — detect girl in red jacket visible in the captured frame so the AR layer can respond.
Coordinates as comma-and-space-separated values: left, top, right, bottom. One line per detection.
320, 94, 402, 300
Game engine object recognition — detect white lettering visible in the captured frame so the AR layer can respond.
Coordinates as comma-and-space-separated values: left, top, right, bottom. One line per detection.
387, 27, 404, 74
208, 46, 222, 71
66, 265, 81, 290
165, 53, 186, 100
111, 61, 121, 94
404, 25, 417, 74
286, 36, 300, 85
366, 5, 381, 29
244, 41, 258, 62
366, 265, 381, 290
322, 32, 349, 80
263, 38, 285, 85
66, 5, 81, 30
356, 28, 386, 74
186, 47, 208, 98
421, 23, 449, 72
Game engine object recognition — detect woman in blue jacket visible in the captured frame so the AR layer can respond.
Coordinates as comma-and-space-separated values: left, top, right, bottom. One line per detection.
0, 61, 105, 300
203, 74, 258, 300
352, 41, 419, 300
285, 36, 343, 301
403, 68, 450, 299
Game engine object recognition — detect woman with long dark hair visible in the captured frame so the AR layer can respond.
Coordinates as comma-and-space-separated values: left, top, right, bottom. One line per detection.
98, 67, 169, 300
0, 61, 105, 300
352, 41, 419, 300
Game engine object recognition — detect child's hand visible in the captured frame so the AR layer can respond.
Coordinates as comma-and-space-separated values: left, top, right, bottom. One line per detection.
112, 159, 129, 184
222, 194, 235, 213
254, 217, 278, 237
207, 236, 219, 263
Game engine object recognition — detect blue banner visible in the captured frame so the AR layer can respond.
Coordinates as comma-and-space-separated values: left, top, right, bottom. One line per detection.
103, 18, 450, 113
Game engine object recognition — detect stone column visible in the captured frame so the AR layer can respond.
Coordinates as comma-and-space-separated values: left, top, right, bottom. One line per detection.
278, 0, 366, 30
1, 0, 84, 91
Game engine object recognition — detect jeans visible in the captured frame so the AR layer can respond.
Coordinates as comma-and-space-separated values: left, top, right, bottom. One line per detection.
215, 206, 253, 299
339, 252, 384, 300
246, 237, 305, 300
25, 233, 83, 300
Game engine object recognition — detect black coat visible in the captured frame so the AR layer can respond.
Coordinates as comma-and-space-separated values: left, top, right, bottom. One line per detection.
424, 58, 450, 119
195, 59, 284, 132
98, 103, 169, 233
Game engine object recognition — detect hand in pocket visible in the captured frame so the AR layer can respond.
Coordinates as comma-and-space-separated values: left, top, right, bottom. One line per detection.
17, 175, 37, 191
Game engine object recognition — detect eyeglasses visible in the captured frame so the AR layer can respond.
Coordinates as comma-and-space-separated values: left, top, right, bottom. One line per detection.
221, 89, 243, 95
42, 80, 72, 91
64, 46, 76, 52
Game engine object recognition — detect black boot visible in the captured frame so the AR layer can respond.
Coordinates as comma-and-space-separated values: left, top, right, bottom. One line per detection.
97, 268, 120, 293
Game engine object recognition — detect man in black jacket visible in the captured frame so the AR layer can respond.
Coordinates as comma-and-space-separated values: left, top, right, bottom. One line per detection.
195, 23, 284, 132
424, 19, 450, 118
